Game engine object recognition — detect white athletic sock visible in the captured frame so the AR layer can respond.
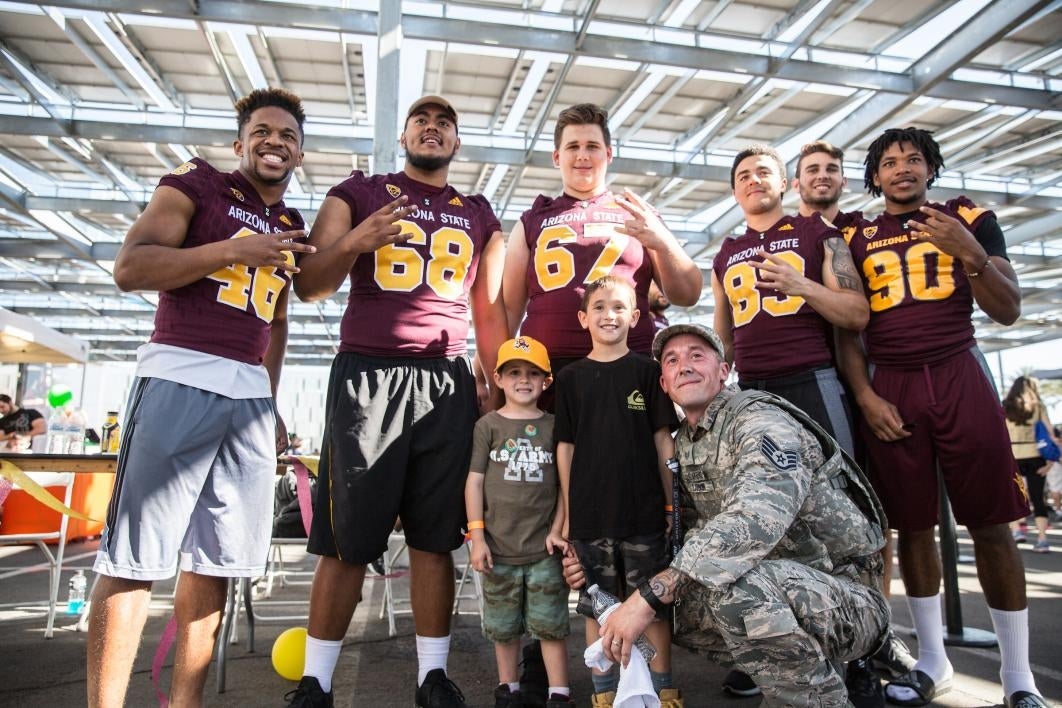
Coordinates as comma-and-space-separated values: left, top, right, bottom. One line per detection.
303, 635, 343, 693
548, 686, 571, 697
416, 634, 451, 685
886, 594, 952, 704
989, 607, 1039, 697
507, 682, 520, 692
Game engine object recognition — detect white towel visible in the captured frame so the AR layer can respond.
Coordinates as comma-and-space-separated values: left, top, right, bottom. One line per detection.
583, 638, 660, 708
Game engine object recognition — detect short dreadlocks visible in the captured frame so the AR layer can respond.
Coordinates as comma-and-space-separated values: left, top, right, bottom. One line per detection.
864, 127, 944, 197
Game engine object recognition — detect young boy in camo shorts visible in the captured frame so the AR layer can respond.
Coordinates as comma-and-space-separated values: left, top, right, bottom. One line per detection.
466, 337, 574, 708
554, 276, 682, 708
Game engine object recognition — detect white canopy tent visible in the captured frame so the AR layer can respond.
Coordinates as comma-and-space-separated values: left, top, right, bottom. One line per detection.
0, 307, 88, 365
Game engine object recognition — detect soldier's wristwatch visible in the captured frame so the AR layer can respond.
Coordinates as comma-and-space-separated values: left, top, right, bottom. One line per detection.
637, 579, 668, 613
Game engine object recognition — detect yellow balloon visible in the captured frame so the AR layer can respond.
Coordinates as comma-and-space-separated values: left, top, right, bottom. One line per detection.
271, 627, 307, 681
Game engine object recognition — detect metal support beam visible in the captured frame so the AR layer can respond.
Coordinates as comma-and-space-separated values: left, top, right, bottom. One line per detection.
374, 1, 401, 174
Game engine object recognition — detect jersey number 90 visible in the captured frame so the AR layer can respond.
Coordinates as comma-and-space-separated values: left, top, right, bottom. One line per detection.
863, 243, 955, 312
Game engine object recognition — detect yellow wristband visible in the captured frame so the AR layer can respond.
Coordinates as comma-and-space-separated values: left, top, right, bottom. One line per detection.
467, 520, 485, 530
664, 505, 674, 512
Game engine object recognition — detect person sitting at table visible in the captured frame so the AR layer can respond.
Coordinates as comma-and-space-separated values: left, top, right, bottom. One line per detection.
0, 394, 46, 450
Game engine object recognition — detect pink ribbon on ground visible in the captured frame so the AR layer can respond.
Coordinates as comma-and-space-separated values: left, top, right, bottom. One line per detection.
152, 614, 178, 707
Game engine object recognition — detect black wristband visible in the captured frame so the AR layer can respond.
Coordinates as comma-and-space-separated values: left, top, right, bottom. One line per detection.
638, 578, 668, 613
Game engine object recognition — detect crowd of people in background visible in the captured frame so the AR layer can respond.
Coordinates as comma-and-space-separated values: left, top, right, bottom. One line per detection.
71, 85, 1056, 708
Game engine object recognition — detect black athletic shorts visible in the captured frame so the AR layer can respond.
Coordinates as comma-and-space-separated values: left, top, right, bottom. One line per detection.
738, 365, 855, 458
308, 351, 478, 564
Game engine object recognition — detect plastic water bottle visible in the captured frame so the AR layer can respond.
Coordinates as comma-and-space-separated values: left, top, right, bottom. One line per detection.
583, 584, 657, 662
45, 410, 68, 454
65, 409, 86, 454
67, 570, 87, 615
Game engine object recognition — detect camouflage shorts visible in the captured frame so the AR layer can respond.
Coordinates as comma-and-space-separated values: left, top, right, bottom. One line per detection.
480, 555, 572, 643
573, 533, 671, 620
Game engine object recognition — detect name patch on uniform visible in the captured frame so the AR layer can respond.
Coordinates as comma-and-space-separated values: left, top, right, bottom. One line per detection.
761, 435, 799, 471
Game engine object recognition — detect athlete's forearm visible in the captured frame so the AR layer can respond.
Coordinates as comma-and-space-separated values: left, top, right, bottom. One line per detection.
969, 256, 1021, 325
836, 328, 874, 403
802, 284, 870, 330
114, 240, 238, 293
648, 246, 703, 307
292, 245, 357, 302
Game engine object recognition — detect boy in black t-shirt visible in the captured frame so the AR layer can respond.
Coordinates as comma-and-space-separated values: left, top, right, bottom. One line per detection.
554, 276, 682, 707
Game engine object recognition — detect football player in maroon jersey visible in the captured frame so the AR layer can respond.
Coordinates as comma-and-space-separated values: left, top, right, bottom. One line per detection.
287, 96, 507, 708
89, 88, 314, 708
502, 103, 701, 392
837, 128, 1042, 708
793, 139, 916, 698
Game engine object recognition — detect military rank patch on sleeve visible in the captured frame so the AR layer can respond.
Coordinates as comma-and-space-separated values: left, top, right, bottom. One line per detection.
761, 435, 799, 471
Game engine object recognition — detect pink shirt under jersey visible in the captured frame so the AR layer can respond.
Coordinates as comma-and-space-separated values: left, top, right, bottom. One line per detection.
328, 171, 500, 357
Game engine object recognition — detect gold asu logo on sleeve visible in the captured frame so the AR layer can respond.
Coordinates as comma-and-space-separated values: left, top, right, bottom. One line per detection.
778, 223, 794, 231
279, 214, 292, 226
386, 184, 402, 198
842, 226, 856, 244
863, 225, 878, 239
448, 196, 463, 206
171, 161, 197, 176
230, 188, 245, 202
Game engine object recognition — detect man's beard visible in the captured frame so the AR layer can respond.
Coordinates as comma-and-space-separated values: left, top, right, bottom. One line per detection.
407, 148, 456, 172
800, 188, 839, 210
886, 186, 926, 207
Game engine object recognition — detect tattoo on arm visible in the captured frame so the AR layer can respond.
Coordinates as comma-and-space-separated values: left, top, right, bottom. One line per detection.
825, 237, 862, 292
649, 568, 694, 604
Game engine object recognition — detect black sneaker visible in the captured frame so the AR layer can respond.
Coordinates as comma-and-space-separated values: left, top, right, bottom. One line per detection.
721, 669, 761, 697
416, 668, 466, 708
871, 630, 916, 679
519, 642, 549, 708
845, 658, 883, 708
545, 693, 575, 707
283, 676, 334, 708
495, 684, 525, 708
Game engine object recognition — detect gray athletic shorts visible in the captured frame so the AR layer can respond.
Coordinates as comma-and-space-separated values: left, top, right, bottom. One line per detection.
93, 377, 277, 581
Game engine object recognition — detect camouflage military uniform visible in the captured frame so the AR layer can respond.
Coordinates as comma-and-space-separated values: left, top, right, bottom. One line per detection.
671, 384, 890, 707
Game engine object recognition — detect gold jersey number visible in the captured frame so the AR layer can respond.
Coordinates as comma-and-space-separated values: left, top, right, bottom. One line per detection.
373, 220, 474, 300
722, 251, 807, 327
533, 223, 630, 292
207, 227, 292, 322
863, 242, 955, 312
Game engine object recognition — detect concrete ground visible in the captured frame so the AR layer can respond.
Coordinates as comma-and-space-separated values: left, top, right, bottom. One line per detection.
0, 525, 1059, 708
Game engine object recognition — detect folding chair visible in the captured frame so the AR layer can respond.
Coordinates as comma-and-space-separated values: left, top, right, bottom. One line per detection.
0, 471, 75, 639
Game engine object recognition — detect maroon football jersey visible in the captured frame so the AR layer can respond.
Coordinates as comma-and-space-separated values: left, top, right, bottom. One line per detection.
519, 191, 655, 356
832, 210, 864, 245
149, 158, 304, 364
848, 198, 997, 367
329, 171, 500, 357
712, 214, 836, 379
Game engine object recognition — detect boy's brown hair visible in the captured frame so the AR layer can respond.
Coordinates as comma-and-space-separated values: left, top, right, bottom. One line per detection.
580, 275, 637, 311
554, 103, 611, 149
